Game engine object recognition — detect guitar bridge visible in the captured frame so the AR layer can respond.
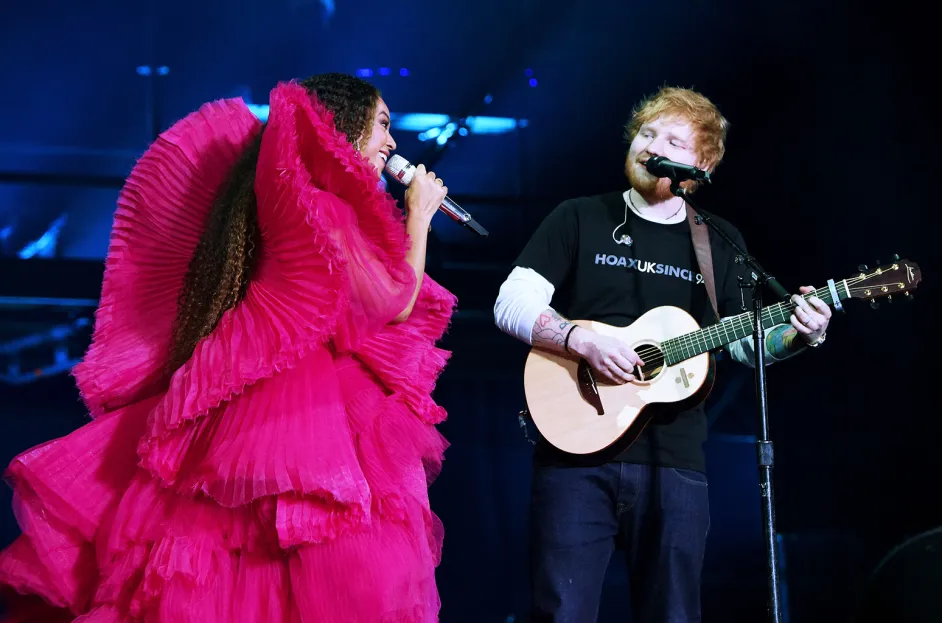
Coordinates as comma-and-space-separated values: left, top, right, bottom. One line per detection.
577, 359, 605, 416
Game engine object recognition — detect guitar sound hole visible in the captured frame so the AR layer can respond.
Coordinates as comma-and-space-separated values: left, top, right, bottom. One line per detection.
634, 343, 665, 381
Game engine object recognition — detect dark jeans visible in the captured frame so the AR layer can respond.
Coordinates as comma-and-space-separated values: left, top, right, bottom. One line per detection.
529, 461, 711, 623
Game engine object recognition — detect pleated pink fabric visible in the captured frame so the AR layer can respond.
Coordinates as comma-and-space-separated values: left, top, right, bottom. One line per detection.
0, 81, 457, 623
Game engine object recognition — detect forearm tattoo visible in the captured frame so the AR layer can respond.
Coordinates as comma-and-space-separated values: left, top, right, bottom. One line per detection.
727, 323, 806, 367
765, 324, 804, 360
531, 309, 574, 352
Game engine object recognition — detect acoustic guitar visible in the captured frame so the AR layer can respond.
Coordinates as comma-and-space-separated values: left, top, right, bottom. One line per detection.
522, 257, 922, 455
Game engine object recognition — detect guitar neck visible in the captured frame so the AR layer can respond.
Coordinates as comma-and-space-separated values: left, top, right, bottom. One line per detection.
662, 280, 851, 365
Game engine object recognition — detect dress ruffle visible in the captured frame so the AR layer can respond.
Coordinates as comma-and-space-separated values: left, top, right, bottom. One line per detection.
71, 100, 265, 418
1, 82, 456, 622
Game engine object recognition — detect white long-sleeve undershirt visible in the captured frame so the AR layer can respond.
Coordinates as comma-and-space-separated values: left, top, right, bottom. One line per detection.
492, 266, 556, 344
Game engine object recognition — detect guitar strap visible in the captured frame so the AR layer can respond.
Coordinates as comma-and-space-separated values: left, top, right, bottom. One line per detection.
686, 204, 720, 322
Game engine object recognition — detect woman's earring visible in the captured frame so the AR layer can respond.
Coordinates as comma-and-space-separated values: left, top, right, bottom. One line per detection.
355, 139, 362, 152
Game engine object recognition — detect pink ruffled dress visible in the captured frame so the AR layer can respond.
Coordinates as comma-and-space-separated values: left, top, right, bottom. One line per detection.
0, 82, 457, 622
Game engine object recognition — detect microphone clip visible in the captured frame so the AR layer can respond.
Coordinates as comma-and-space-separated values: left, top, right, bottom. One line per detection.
645, 155, 711, 185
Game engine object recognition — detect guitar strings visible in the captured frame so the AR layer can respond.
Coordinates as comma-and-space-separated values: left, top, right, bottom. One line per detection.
661, 287, 857, 365
659, 282, 893, 365
628, 270, 904, 370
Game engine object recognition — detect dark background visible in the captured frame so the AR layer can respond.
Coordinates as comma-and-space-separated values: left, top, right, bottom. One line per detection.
1, 0, 938, 620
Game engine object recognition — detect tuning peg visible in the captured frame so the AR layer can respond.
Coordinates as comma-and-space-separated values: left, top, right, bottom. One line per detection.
904, 291, 913, 302
870, 299, 879, 309
891, 253, 900, 261
858, 264, 868, 272
887, 295, 893, 303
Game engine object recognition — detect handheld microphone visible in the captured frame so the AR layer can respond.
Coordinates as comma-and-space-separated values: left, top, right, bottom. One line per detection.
644, 156, 711, 184
384, 155, 489, 236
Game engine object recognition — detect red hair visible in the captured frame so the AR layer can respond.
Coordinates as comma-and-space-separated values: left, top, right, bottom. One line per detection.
624, 86, 729, 172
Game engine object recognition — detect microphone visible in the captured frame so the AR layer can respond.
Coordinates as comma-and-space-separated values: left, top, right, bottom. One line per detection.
384, 155, 489, 236
644, 156, 711, 184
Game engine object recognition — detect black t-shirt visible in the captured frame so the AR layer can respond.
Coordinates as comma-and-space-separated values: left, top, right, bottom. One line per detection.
514, 190, 752, 473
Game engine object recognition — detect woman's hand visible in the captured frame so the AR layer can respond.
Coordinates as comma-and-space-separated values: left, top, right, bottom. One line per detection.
404, 164, 447, 230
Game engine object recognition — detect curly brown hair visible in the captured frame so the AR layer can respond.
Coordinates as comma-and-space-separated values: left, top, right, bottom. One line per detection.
165, 73, 381, 374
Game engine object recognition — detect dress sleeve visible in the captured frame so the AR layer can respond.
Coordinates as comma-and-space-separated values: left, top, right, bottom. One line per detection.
72, 99, 265, 417
250, 81, 417, 353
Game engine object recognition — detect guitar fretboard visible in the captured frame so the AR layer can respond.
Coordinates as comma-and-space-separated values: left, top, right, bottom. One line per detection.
662, 281, 850, 365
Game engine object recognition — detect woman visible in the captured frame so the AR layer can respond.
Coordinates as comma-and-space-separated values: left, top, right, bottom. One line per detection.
0, 73, 457, 622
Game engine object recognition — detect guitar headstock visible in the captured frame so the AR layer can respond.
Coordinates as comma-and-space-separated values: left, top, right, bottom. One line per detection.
845, 256, 921, 308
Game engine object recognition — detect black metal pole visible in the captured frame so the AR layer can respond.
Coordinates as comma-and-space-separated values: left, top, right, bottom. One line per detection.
670, 181, 784, 622
752, 276, 783, 623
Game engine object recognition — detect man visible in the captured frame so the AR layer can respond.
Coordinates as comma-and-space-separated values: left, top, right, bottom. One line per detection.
493, 86, 832, 622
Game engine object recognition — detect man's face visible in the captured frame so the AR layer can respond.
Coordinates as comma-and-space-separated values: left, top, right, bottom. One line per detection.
625, 117, 700, 200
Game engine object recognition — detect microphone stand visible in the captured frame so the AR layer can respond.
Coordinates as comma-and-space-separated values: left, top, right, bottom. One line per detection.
670, 179, 789, 623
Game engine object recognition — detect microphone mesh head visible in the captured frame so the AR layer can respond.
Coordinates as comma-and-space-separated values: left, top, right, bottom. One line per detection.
384, 154, 414, 185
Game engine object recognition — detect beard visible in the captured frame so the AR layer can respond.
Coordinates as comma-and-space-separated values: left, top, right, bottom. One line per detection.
624, 157, 697, 201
